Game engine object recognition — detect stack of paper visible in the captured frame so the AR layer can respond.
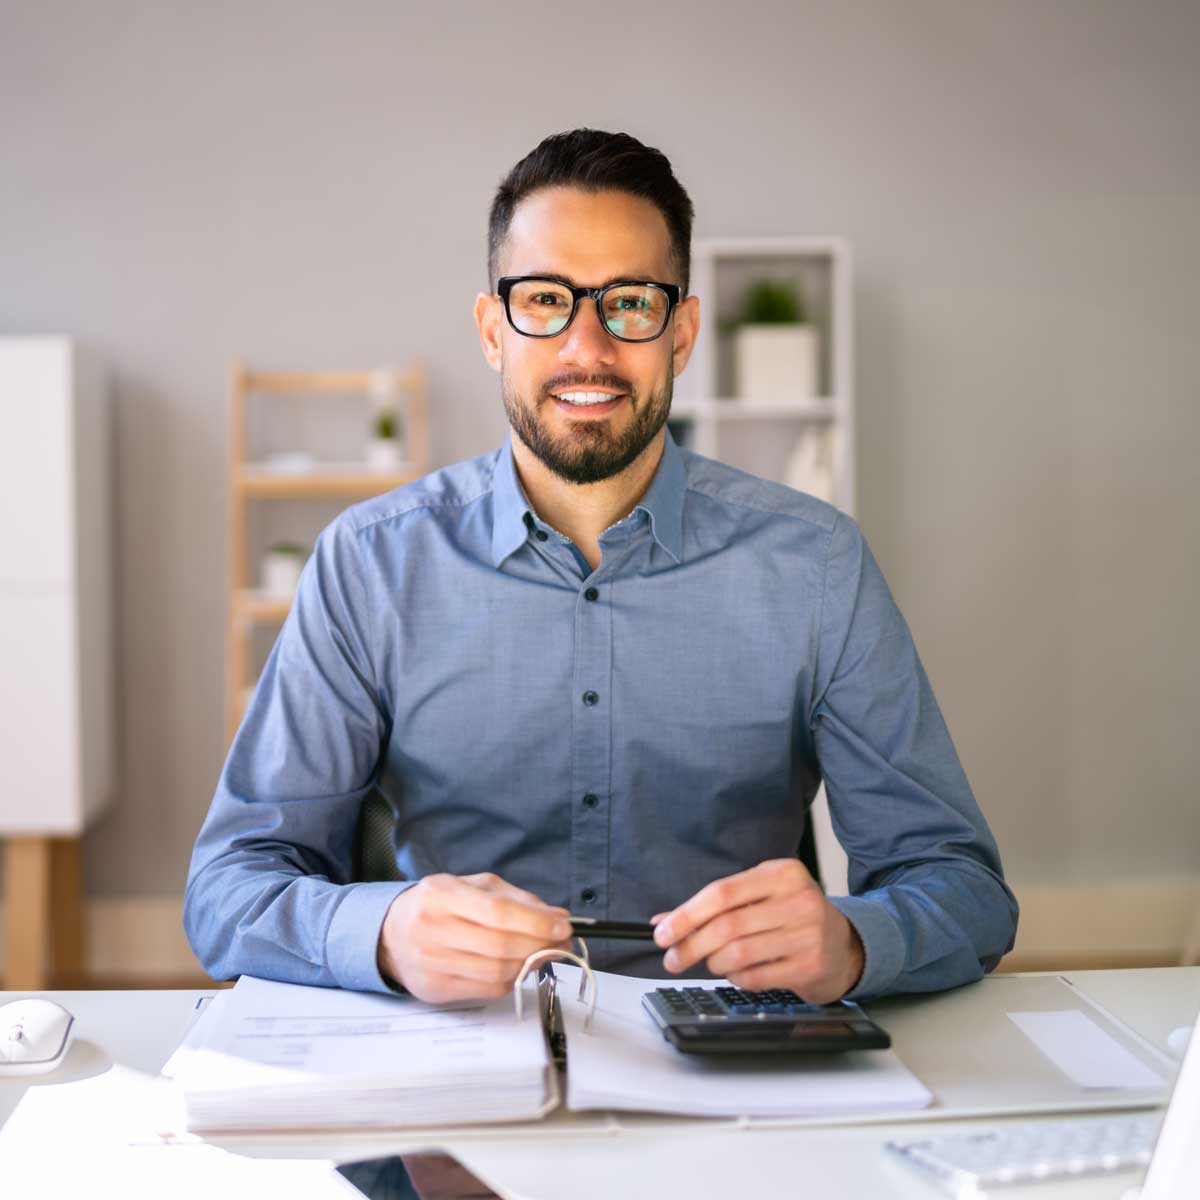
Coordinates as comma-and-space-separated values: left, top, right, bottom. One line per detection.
168, 975, 554, 1133
553, 965, 934, 1119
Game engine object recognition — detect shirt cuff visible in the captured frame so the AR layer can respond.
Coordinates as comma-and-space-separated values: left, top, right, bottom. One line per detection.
828, 894, 907, 1001
325, 880, 419, 994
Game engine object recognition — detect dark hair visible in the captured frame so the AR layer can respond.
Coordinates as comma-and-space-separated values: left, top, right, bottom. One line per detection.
487, 128, 695, 296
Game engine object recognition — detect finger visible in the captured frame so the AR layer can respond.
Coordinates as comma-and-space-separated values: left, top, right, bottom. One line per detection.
441, 877, 571, 941
726, 958, 803, 995
420, 947, 526, 988
438, 914, 570, 964
466, 872, 570, 915
664, 897, 793, 973
655, 861, 802, 949
704, 928, 794, 979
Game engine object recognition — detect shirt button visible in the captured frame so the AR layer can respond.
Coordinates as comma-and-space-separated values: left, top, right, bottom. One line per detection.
582, 690, 599, 706
584, 587, 599, 602
535, 529, 548, 542
582, 792, 599, 808
580, 888, 597, 905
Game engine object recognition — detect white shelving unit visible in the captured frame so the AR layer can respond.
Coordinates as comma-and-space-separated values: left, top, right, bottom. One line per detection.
671, 236, 856, 895
0, 337, 113, 987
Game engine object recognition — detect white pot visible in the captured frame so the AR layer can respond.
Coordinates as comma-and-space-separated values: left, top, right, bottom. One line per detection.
365, 437, 403, 471
734, 324, 819, 400
261, 551, 306, 597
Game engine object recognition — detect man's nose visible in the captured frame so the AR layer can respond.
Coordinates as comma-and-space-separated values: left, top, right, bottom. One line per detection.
558, 297, 616, 368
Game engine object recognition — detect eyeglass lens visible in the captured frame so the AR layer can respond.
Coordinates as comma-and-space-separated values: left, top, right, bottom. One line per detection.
508, 280, 669, 340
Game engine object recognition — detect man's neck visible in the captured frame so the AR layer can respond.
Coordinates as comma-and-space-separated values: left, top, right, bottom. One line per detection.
510, 430, 666, 570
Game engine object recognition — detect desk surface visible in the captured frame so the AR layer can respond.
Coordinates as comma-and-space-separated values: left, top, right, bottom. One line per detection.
2, 968, 1197, 1200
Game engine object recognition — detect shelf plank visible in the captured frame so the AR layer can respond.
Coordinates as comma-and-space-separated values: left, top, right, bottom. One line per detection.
232, 589, 293, 622
671, 397, 837, 421
242, 368, 422, 394
236, 466, 420, 497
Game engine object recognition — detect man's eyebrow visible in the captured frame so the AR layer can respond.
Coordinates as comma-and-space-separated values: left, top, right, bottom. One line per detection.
523, 270, 667, 287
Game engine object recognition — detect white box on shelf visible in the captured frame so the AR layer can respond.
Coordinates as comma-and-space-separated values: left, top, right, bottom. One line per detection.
734, 324, 819, 400
0, 337, 114, 835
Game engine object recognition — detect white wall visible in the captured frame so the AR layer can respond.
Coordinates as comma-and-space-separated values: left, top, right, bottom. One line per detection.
1, 2, 1196, 926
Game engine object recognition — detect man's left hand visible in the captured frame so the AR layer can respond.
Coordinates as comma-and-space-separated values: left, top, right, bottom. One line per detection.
651, 859, 865, 1004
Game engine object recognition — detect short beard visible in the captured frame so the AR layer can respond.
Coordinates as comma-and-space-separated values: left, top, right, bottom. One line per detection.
502, 373, 673, 486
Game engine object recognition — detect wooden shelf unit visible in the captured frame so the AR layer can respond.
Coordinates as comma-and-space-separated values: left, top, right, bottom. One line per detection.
225, 361, 429, 744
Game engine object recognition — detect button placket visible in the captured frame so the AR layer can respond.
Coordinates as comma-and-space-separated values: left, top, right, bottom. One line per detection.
571, 565, 612, 950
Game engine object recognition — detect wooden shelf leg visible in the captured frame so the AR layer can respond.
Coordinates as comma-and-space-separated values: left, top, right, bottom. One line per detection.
50, 836, 84, 984
4, 836, 53, 991
2, 835, 85, 990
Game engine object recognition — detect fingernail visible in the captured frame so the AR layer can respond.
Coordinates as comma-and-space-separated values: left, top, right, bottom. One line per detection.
664, 949, 679, 971
553, 921, 571, 939
654, 922, 672, 946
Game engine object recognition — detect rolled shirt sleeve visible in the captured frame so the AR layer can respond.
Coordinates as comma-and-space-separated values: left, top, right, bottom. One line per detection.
811, 513, 1020, 999
183, 514, 410, 994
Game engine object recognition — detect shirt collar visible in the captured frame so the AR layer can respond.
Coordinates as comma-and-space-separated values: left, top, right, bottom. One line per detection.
490, 426, 686, 569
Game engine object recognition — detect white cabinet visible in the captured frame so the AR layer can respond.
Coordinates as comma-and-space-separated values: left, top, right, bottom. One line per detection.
0, 337, 114, 835
670, 238, 855, 895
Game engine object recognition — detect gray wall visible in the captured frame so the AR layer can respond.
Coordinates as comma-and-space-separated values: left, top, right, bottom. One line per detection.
2, 0, 1197, 901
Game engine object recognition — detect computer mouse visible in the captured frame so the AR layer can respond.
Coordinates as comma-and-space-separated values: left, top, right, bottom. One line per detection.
0, 998, 75, 1075
1166, 1024, 1192, 1059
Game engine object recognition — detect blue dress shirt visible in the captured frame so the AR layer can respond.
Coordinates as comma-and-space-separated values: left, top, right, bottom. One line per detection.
184, 428, 1018, 999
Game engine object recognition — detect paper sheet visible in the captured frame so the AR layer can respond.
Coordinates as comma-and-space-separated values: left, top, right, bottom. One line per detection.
175, 975, 547, 1092
0, 1065, 356, 1199
553, 965, 933, 1118
1008, 1010, 1164, 1089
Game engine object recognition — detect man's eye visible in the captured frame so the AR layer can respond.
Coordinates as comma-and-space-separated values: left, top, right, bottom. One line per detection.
614, 296, 648, 311
532, 293, 567, 307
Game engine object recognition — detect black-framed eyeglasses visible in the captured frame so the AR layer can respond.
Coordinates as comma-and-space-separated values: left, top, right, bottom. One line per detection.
496, 276, 682, 343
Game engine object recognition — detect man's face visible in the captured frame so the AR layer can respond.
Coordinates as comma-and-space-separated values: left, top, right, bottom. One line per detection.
475, 186, 699, 485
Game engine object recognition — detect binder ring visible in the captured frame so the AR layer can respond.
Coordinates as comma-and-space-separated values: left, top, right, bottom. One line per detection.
513, 944, 597, 1034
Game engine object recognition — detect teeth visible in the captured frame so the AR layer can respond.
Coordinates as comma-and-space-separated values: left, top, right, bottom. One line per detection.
557, 391, 620, 406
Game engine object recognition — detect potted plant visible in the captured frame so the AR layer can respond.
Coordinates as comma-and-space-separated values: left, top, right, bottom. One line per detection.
722, 279, 819, 400
366, 407, 405, 471
261, 542, 309, 597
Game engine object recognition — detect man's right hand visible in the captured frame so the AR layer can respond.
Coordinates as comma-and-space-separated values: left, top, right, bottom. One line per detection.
377, 872, 572, 1003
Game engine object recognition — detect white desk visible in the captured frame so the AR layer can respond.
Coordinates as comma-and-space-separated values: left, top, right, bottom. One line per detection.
2, 968, 1197, 1200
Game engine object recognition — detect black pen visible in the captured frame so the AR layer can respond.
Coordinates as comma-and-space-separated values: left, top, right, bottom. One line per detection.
569, 917, 658, 942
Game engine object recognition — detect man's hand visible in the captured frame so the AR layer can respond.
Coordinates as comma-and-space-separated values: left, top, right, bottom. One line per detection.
377, 872, 572, 1004
651, 859, 865, 1004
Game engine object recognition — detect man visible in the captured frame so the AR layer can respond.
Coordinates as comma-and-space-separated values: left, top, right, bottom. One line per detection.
184, 128, 1018, 1007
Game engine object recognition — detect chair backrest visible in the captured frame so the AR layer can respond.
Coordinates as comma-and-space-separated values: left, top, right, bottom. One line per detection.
356, 788, 403, 882
797, 814, 822, 888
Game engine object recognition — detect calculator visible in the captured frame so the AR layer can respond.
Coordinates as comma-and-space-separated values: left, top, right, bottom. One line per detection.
641, 985, 892, 1054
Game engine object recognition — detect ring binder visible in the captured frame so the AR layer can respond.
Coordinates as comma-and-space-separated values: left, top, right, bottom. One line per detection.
513, 944, 597, 1033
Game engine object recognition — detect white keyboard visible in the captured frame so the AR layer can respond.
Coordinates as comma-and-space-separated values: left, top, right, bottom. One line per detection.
884, 1112, 1161, 1196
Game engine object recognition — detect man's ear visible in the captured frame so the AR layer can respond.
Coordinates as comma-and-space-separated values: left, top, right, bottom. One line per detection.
671, 294, 700, 379
474, 292, 503, 373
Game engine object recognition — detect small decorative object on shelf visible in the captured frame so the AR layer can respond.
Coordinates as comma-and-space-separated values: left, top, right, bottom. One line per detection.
260, 542, 309, 596
725, 279, 819, 401
782, 426, 836, 504
366, 368, 405, 470
264, 451, 316, 474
